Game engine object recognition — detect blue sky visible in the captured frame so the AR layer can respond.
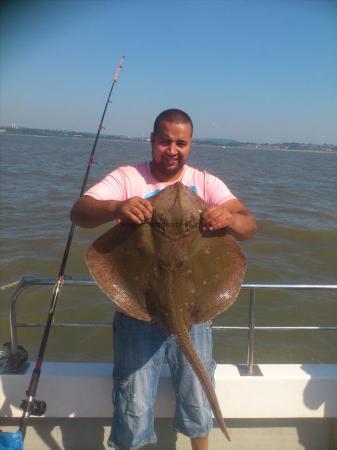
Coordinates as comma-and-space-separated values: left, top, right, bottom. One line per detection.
1, 0, 337, 143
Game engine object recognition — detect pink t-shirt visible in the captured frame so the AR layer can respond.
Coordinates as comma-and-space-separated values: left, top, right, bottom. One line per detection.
85, 162, 236, 205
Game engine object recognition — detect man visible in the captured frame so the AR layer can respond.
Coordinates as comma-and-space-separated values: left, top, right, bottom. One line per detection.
71, 109, 256, 450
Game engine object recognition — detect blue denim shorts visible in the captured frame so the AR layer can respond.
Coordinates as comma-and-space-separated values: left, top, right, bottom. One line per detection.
108, 312, 216, 450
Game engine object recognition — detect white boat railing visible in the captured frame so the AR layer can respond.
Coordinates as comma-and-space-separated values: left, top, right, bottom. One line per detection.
4, 277, 337, 374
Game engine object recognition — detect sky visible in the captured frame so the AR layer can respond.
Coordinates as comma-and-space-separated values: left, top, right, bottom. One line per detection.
1, 0, 337, 144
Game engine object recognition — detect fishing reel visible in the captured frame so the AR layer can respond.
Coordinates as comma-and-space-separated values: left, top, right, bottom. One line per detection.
20, 399, 46, 416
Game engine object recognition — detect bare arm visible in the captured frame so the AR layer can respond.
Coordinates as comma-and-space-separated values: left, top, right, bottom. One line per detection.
70, 195, 153, 228
200, 198, 257, 240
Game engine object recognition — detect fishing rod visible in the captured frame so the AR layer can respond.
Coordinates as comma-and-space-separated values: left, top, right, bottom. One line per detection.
18, 56, 125, 440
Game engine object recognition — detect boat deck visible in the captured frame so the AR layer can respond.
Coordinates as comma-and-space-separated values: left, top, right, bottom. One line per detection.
1, 362, 337, 449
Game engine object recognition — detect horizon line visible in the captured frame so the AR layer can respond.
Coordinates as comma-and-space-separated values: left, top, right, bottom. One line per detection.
0, 124, 336, 147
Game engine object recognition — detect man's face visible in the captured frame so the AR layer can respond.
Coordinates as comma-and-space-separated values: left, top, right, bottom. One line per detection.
150, 120, 192, 181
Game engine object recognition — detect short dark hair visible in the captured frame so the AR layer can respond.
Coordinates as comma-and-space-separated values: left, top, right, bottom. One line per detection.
153, 109, 193, 135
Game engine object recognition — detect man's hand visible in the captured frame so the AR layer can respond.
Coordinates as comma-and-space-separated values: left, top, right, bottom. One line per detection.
200, 204, 234, 231
200, 198, 257, 240
116, 197, 153, 224
70, 195, 153, 228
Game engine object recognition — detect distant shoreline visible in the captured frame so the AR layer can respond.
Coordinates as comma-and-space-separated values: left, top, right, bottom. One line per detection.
1, 127, 336, 153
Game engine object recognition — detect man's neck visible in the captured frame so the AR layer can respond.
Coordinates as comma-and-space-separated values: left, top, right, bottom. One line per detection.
150, 162, 185, 183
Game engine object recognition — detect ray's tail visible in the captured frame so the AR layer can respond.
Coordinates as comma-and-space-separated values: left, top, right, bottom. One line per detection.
175, 319, 231, 441
164, 273, 231, 441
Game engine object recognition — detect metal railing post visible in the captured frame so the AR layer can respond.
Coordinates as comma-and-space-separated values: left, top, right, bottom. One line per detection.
8, 278, 39, 355
247, 288, 256, 374
8, 280, 31, 355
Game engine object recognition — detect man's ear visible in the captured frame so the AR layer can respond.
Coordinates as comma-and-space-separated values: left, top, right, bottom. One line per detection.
150, 132, 154, 144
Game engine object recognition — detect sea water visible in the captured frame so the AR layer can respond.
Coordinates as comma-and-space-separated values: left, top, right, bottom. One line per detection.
0, 134, 336, 363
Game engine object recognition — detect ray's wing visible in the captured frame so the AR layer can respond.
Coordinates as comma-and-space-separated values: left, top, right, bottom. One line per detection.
177, 230, 247, 324
85, 223, 155, 321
